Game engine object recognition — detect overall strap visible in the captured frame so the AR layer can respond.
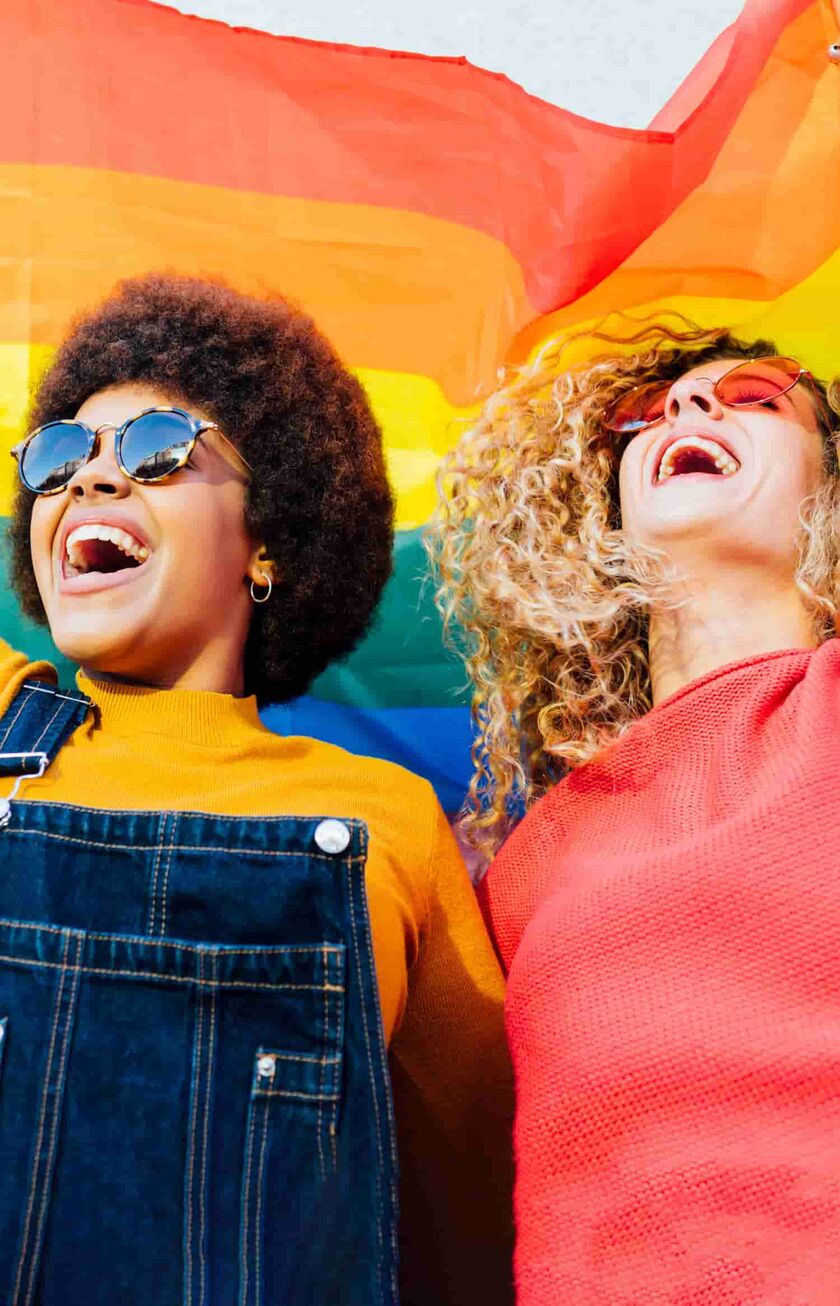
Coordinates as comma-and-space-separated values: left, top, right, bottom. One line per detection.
0, 678, 91, 780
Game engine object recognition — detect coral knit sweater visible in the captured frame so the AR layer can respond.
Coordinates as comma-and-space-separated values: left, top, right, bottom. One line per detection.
480, 641, 840, 1306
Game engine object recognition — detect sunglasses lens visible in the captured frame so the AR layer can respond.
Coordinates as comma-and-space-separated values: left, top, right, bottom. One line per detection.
717, 358, 801, 407
120, 410, 193, 480
604, 382, 670, 434
20, 423, 91, 493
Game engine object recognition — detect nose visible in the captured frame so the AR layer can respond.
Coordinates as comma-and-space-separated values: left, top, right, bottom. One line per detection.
664, 374, 726, 424
67, 425, 131, 500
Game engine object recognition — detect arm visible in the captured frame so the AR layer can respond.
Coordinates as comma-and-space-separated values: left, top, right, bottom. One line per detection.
478, 798, 561, 974
0, 633, 55, 716
389, 804, 515, 1306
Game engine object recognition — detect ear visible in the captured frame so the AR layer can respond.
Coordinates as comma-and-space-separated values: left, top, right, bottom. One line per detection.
246, 544, 279, 587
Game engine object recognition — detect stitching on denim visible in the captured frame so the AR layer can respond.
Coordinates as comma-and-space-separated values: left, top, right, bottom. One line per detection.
5, 827, 367, 863
327, 979, 341, 1170
29, 700, 65, 754
23, 935, 82, 1306
0, 686, 36, 750
198, 952, 217, 1304
0, 917, 341, 957
255, 1087, 341, 1102
0, 952, 339, 992
347, 851, 400, 1293
346, 860, 384, 1235
362, 853, 401, 1294
87, 938, 341, 958
256, 1050, 340, 1066
23, 683, 89, 708
0, 919, 83, 939
156, 813, 181, 938
146, 812, 170, 936
3, 800, 363, 828
239, 1096, 258, 1306
358, 856, 401, 1295
254, 1099, 270, 1306
184, 951, 204, 1306
317, 947, 327, 1181
12, 930, 70, 1304
329, 1097, 338, 1168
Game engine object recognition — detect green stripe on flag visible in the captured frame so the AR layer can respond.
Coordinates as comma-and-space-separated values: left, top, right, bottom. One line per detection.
311, 529, 468, 709
0, 519, 77, 684
1, 524, 467, 709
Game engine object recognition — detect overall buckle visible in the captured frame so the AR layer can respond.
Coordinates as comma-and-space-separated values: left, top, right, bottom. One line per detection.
0, 752, 49, 828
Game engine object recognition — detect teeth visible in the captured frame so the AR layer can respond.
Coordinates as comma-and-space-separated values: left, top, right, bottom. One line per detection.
65, 523, 150, 570
657, 435, 740, 483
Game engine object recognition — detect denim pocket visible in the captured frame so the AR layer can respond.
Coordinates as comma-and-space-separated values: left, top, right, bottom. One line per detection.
0, 920, 347, 1306
251, 1043, 343, 1164
238, 973, 345, 1306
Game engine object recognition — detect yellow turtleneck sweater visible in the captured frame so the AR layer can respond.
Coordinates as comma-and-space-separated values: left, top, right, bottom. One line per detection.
0, 638, 513, 1305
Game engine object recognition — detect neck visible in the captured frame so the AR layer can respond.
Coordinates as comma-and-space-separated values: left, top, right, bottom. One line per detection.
648, 568, 819, 706
82, 630, 248, 697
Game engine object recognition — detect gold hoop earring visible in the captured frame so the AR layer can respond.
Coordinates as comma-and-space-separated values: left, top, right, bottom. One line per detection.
250, 571, 273, 604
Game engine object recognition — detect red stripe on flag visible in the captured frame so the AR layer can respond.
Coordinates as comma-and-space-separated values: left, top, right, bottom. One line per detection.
0, 0, 813, 313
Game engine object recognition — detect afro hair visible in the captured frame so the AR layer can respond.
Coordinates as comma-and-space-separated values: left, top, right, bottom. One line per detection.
9, 273, 394, 703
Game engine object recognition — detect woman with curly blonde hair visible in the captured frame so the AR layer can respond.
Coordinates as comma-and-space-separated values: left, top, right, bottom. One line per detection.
430, 319, 840, 1304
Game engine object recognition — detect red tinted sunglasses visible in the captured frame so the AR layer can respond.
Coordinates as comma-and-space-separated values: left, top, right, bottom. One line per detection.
603, 356, 813, 435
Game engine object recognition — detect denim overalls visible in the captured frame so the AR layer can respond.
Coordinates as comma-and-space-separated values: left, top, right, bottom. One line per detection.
0, 680, 399, 1306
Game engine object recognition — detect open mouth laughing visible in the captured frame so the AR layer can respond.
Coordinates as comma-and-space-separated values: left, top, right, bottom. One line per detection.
57, 517, 152, 591
654, 433, 741, 485
63, 523, 150, 578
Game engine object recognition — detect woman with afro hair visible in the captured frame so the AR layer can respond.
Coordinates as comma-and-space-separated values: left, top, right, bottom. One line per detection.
0, 274, 513, 1306
431, 319, 840, 1304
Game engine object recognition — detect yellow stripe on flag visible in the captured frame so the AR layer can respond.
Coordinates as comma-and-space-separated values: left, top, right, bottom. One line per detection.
0, 346, 474, 531
0, 344, 53, 513
519, 244, 840, 382
357, 368, 477, 530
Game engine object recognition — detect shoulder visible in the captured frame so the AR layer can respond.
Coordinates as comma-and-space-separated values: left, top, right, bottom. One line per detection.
0, 635, 56, 718
809, 637, 840, 683
287, 731, 439, 809
299, 735, 463, 936
273, 729, 445, 865
479, 782, 568, 972
257, 699, 443, 819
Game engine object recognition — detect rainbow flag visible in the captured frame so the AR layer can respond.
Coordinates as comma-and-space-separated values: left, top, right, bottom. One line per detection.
1, 0, 837, 809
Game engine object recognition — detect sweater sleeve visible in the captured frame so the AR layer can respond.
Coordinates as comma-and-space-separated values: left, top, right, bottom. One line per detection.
389, 802, 515, 1306
0, 634, 55, 716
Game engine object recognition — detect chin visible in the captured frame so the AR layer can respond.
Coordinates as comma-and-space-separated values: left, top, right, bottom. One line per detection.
48, 612, 145, 671
641, 506, 735, 543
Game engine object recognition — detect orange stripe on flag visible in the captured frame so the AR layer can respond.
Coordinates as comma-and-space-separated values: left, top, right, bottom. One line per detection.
0, 164, 530, 407
0, 0, 814, 314
512, 1, 840, 364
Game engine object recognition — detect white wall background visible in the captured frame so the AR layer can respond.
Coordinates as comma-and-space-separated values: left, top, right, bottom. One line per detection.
160, 0, 746, 127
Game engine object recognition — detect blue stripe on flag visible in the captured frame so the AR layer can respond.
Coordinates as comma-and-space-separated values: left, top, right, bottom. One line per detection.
261, 697, 472, 814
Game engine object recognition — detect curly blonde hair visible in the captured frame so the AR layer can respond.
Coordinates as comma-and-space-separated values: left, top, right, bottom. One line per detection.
428, 319, 840, 856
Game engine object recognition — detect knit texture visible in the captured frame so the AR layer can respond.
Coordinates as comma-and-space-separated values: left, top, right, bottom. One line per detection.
0, 638, 514, 1305
481, 640, 840, 1305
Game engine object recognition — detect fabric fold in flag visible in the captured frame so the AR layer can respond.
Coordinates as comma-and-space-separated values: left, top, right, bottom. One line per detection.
0, 0, 836, 808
